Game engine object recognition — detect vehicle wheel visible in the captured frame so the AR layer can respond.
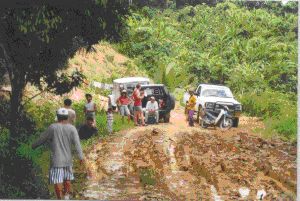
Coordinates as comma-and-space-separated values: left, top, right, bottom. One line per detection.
220, 117, 233, 130
200, 119, 208, 128
164, 112, 170, 123
233, 118, 239, 127
170, 95, 175, 110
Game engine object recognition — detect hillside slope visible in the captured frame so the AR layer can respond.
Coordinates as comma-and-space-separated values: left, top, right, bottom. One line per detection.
68, 42, 146, 84
25, 42, 146, 103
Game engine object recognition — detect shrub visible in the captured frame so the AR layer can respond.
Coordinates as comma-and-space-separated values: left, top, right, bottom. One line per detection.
139, 168, 157, 186
239, 90, 297, 141
25, 100, 59, 131
0, 126, 10, 156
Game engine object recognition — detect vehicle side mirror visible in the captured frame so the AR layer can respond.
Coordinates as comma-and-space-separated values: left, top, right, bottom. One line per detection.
194, 92, 199, 96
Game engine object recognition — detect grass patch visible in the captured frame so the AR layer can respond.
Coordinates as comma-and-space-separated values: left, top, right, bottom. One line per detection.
139, 168, 157, 186
239, 90, 297, 142
22, 100, 134, 199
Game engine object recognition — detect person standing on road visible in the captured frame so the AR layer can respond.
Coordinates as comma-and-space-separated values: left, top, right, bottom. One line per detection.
145, 96, 159, 124
64, 98, 76, 125
187, 89, 196, 127
84, 94, 97, 125
117, 90, 132, 123
32, 108, 86, 200
107, 107, 114, 133
132, 84, 146, 126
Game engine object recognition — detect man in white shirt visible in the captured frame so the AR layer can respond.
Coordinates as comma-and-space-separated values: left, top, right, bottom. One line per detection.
84, 94, 97, 126
145, 96, 159, 124
64, 99, 76, 125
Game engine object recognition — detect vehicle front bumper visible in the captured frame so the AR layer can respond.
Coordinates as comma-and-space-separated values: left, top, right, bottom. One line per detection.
205, 108, 241, 118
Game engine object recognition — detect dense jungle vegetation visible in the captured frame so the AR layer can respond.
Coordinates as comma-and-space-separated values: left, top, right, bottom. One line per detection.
0, 0, 297, 198
117, 1, 298, 141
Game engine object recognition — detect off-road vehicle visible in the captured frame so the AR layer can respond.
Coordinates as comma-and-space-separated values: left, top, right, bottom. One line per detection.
141, 84, 175, 123
108, 77, 150, 109
183, 84, 242, 127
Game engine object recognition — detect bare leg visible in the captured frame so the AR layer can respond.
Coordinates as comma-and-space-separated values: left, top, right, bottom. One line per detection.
145, 111, 149, 123
137, 112, 140, 124
127, 115, 131, 123
155, 111, 159, 123
134, 111, 138, 125
140, 111, 145, 125
54, 183, 63, 199
63, 180, 71, 197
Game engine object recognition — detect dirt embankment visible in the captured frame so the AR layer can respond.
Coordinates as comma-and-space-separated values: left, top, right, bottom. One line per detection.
24, 42, 146, 104
77, 105, 296, 200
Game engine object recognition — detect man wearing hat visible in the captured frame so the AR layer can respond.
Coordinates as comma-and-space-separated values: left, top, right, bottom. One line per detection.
32, 108, 85, 199
186, 88, 196, 126
145, 96, 159, 124
117, 89, 132, 123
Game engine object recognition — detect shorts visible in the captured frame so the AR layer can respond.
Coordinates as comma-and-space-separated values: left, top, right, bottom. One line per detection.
134, 106, 142, 112
49, 166, 74, 184
120, 105, 130, 116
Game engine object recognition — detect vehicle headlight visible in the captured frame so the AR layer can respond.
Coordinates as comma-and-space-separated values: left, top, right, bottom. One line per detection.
205, 102, 215, 109
235, 104, 242, 111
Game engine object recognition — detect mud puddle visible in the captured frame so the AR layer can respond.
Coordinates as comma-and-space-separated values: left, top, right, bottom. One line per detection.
75, 107, 296, 200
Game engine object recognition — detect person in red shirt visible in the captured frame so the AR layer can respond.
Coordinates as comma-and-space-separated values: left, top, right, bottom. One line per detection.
132, 84, 146, 126
117, 90, 132, 123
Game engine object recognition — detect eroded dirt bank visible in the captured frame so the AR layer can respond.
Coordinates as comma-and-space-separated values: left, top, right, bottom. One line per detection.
77, 106, 296, 200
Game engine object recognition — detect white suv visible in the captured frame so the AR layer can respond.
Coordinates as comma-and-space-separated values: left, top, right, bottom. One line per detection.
108, 77, 150, 109
183, 84, 242, 127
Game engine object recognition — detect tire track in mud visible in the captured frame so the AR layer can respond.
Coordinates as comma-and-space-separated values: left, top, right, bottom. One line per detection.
173, 131, 296, 200
78, 106, 296, 200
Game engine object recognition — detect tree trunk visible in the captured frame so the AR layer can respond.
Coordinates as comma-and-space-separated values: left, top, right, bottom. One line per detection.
9, 75, 26, 148
176, 0, 185, 8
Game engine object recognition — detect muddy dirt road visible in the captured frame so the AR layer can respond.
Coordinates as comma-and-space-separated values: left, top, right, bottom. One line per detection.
78, 105, 296, 200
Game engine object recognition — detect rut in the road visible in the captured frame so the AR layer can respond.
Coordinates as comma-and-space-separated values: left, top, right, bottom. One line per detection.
78, 109, 296, 200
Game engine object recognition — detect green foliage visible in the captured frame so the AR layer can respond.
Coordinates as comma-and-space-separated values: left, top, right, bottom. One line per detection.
113, 113, 135, 132
238, 90, 295, 118
73, 100, 134, 134
117, 2, 297, 141
139, 168, 157, 186
274, 113, 297, 140
25, 101, 59, 131
239, 90, 296, 141
0, 126, 10, 156
118, 3, 297, 94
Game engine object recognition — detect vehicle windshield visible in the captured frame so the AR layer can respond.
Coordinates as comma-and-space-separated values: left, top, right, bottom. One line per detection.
125, 83, 136, 96
201, 88, 233, 98
142, 87, 164, 97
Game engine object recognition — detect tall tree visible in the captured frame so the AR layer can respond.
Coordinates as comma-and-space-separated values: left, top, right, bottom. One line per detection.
0, 0, 129, 142
0, 1, 129, 198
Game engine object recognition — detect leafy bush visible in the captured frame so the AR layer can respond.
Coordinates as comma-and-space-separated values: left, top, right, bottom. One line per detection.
117, 2, 297, 141
0, 126, 10, 156
239, 90, 296, 141
0, 99, 50, 198
25, 101, 59, 131
238, 90, 295, 118
118, 2, 297, 94
139, 168, 157, 186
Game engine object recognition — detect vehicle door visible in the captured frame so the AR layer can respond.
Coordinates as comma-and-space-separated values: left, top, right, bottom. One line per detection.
195, 86, 202, 107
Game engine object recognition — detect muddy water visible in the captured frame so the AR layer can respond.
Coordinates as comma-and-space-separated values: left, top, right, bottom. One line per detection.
76, 106, 296, 200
